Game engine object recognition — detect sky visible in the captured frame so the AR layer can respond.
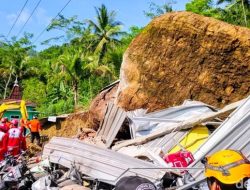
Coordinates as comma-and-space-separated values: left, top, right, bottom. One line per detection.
0, 0, 190, 50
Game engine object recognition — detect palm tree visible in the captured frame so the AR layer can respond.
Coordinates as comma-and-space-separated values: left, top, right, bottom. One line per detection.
86, 4, 125, 62
56, 47, 83, 106
0, 36, 35, 99
217, 0, 250, 26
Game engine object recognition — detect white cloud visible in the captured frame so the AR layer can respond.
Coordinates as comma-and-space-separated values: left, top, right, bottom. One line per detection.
6, 9, 31, 26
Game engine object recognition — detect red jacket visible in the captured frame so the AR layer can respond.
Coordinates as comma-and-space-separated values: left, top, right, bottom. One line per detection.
7, 128, 26, 156
5, 122, 11, 130
1, 123, 9, 133
0, 131, 8, 161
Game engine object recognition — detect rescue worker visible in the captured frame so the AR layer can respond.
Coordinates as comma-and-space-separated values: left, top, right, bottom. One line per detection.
28, 115, 41, 145
7, 119, 27, 156
20, 118, 28, 136
1, 117, 11, 131
0, 124, 8, 161
204, 149, 250, 190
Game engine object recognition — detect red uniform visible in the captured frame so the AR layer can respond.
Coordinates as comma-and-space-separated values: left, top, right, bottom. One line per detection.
1, 123, 9, 133
7, 128, 26, 156
0, 131, 8, 161
5, 122, 11, 130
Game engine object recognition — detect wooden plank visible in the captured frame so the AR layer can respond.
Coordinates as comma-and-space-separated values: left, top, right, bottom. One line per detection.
112, 99, 245, 151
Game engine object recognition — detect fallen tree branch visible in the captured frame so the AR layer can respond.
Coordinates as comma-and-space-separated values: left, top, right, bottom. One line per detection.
112, 99, 245, 151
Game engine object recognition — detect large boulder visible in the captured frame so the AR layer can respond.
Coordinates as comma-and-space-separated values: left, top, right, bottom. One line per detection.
116, 11, 250, 111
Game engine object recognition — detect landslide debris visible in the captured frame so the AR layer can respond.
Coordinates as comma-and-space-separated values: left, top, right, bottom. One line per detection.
116, 11, 250, 111
40, 83, 118, 139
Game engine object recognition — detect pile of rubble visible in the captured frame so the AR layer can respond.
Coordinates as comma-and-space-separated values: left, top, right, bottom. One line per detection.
38, 95, 249, 189
30, 11, 250, 189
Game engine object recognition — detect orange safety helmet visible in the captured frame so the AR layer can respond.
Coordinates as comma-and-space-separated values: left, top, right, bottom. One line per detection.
204, 149, 250, 184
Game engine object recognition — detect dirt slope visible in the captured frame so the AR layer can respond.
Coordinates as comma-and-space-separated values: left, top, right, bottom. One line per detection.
40, 83, 119, 138
116, 11, 250, 111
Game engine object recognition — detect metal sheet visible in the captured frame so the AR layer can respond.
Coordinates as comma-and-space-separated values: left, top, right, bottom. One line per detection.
144, 130, 188, 153
113, 98, 244, 151
128, 100, 216, 137
189, 96, 250, 180
96, 102, 127, 148
43, 137, 166, 185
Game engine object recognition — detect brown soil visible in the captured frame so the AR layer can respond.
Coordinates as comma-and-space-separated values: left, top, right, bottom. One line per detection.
116, 11, 250, 111
40, 111, 94, 139
39, 86, 118, 139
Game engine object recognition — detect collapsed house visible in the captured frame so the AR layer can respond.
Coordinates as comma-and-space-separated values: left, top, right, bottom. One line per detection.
40, 11, 250, 189
42, 95, 249, 189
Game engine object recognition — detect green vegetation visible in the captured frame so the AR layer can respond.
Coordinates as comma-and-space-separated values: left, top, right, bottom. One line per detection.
186, 0, 250, 27
0, 2, 249, 116
144, 1, 176, 19
0, 4, 141, 116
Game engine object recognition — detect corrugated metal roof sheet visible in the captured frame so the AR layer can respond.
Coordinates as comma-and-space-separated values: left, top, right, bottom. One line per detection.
127, 100, 216, 138
96, 102, 127, 148
43, 137, 166, 185
144, 130, 188, 153
189, 95, 250, 180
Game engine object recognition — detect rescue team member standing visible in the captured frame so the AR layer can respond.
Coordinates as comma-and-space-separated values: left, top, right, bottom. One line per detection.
1, 117, 11, 131
7, 119, 27, 156
0, 124, 8, 161
204, 149, 250, 190
28, 116, 41, 145
20, 118, 28, 136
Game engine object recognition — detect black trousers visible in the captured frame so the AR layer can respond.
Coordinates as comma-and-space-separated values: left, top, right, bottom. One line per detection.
31, 132, 40, 145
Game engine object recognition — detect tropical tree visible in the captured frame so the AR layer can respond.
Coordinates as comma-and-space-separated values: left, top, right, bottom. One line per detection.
217, 0, 250, 26
186, 0, 250, 27
144, 1, 176, 19
186, 0, 222, 18
86, 4, 124, 62
56, 46, 84, 107
0, 34, 35, 99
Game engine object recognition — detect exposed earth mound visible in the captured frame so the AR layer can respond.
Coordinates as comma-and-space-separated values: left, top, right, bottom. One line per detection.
88, 82, 119, 129
41, 82, 119, 139
116, 11, 250, 111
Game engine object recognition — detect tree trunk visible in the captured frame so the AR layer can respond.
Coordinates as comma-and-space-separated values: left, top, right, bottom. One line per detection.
3, 70, 12, 99
88, 77, 93, 98
73, 82, 78, 107
99, 43, 107, 62
241, 0, 248, 26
